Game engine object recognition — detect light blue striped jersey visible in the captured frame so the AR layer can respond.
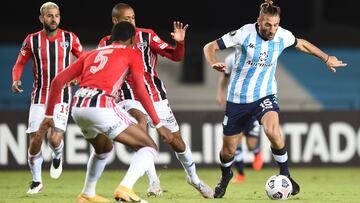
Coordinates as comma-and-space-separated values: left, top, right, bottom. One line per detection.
217, 23, 296, 104
224, 52, 235, 77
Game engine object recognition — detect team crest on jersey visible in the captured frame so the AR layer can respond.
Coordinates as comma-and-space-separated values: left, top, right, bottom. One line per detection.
137, 42, 148, 51
60, 41, 69, 49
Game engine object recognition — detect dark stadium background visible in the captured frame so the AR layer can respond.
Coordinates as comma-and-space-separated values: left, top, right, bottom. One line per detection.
0, 0, 357, 83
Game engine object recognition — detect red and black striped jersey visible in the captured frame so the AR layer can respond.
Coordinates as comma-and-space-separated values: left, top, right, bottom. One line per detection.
98, 27, 184, 102
12, 29, 85, 104
45, 43, 161, 125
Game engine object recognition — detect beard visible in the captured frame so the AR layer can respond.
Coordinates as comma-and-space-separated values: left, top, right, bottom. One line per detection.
44, 23, 58, 33
259, 29, 275, 40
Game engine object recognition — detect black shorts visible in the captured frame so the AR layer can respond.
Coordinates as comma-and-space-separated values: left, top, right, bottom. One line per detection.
243, 117, 260, 138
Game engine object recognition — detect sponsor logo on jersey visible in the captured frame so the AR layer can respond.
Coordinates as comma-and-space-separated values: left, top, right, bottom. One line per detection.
248, 43, 255, 49
246, 60, 273, 68
105, 122, 123, 135
259, 52, 268, 63
165, 115, 176, 124
55, 114, 68, 126
75, 88, 99, 98
229, 30, 237, 36
159, 43, 168, 50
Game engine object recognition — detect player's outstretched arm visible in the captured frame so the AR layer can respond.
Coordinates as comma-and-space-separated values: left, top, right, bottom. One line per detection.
12, 36, 32, 93
203, 41, 228, 72
295, 38, 347, 73
171, 21, 189, 42
152, 23, 186, 61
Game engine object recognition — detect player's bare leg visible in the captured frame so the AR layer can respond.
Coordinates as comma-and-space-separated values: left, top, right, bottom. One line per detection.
77, 134, 112, 203
27, 132, 45, 194
113, 125, 158, 202
261, 111, 299, 195
128, 108, 148, 132
232, 137, 245, 184
214, 134, 241, 198
27, 127, 65, 193
78, 125, 158, 202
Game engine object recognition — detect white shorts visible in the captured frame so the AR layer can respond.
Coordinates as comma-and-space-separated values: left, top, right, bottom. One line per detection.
118, 99, 179, 132
26, 103, 70, 134
71, 106, 137, 140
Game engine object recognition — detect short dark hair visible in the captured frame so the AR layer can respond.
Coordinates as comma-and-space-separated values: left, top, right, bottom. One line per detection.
111, 21, 135, 42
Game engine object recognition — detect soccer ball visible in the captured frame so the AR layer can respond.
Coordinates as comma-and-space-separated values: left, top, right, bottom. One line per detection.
265, 175, 292, 200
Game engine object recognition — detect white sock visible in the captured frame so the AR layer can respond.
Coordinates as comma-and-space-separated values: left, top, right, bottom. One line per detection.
51, 140, 64, 160
175, 144, 200, 185
120, 147, 157, 188
146, 163, 160, 185
28, 150, 43, 183
234, 148, 244, 162
82, 150, 111, 196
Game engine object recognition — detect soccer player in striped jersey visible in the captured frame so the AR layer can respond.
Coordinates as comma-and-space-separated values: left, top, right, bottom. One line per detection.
38, 21, 174, 203
98, 3, 214, 198
204, 0, 347, 198
11, 2, 85, 194
216, 52, 264, 184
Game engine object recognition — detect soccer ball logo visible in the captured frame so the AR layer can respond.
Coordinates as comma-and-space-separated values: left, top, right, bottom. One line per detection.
265, 175, 292, 200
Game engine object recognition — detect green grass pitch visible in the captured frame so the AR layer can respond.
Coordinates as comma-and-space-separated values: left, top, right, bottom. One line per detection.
0, 167, 359, 203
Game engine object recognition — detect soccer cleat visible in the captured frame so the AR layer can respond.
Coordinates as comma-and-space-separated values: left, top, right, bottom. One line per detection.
50, 157, 62, 179
186, 176, 214, 198
231, 174, 245, 183
114, 185, 141, 202
76, 193, 111, 202
214, 170, 233, 198
252, 153, 264, 171
27, 181, 43, 194
288, 176, 300, 196
147, 180, 163, 197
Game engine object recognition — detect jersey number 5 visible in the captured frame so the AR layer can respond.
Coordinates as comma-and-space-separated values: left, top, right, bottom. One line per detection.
90, 49, 114, 74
